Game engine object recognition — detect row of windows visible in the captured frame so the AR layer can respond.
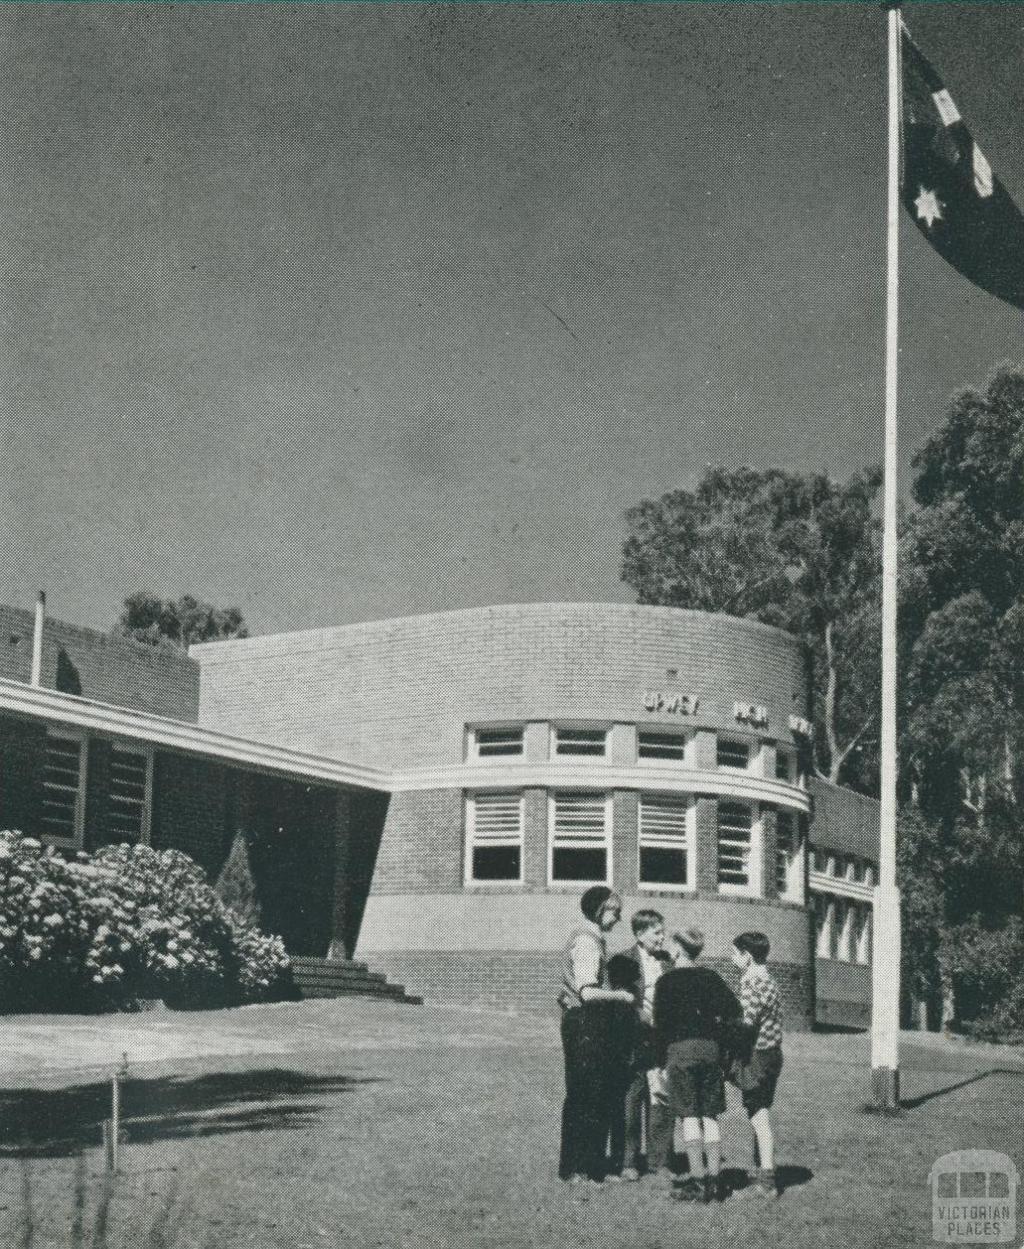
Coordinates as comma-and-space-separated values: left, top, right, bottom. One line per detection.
469, 724, 802, 782
465, 790, 805, 900
814, 895, 871, 964
812, 850, 876, 887
41, 730, 151, 847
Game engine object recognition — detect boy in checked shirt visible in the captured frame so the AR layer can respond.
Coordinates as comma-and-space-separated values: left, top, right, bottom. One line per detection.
731, 931, 784, 1200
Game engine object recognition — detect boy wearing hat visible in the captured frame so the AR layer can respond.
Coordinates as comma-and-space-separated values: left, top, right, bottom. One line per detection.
558, 886, 635, 1184
653, 926, 741, 1203
731, 931, 784, 1200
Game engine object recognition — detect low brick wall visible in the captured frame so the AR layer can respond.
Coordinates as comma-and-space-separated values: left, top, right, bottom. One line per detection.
365, 950, 815, 1030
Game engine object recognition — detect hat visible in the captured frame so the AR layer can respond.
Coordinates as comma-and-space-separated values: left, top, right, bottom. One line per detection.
675, 926, 705, 957
580, 885, 615, 922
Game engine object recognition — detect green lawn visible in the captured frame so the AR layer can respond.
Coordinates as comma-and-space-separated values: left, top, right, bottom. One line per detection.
0, 1000, 1021, 1249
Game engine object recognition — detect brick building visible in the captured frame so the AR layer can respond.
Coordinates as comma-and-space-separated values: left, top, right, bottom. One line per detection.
192, 602, 880, 1027
0, 604, 388, 961
0, 600, 877, 1024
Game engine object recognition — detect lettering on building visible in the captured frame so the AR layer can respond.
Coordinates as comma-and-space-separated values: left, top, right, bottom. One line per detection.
788, 714, 814, 738
642, 691, 699, 716
734, 701, 769, 728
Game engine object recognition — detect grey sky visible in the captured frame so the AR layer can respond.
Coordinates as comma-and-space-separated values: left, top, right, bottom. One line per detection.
2, 3, 1022, 634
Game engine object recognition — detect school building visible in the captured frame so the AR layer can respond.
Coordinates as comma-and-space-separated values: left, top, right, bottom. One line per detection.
0, 599, 879, 1026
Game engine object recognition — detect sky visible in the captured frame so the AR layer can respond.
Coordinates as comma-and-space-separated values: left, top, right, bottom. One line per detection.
2, 2, 1023, 636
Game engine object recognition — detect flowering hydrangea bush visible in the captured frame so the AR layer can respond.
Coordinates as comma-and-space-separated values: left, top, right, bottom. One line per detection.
0, 831, 294, 1012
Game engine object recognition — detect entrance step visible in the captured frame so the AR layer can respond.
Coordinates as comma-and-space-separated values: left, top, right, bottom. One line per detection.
289, 956, 423, 1005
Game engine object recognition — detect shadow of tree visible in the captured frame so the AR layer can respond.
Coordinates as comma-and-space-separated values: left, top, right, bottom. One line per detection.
0, 1068, 379, 1158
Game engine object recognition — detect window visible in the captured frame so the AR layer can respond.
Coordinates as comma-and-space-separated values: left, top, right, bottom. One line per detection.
716, 738, 750, 770
775, 809, 801, 900
638, 731, 687, 762
466, 792, 523, 883
639, 794, 691, 888
106, 746, 151, 843
836, 899, 854, 961
815, 896, 835, 959
775, 748, 794, 782
42, 731, 84, 846
554, 728, 607, 757
717, 801, 753, 890
856, 906, 871, 964
471, 727, 524, 758
550, 791, 609, 883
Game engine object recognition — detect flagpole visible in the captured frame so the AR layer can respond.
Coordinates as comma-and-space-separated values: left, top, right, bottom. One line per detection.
871, 1, 903, 1112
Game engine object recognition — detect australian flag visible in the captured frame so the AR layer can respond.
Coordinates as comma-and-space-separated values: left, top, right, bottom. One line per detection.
902, 22, 1024, 310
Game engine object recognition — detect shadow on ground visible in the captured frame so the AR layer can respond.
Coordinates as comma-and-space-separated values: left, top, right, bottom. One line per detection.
899, 1066, 1024, 1110
0, 1069, 380, 1158
714, 1164, 813, 1197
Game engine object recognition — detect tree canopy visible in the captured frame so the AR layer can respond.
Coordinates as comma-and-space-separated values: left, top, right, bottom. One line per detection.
114, 592, 249, 650
897, 364, 1024, 1027
622, 466, 881, 785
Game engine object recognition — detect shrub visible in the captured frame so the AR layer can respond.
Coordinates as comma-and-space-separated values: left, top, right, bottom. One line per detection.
946, 914, 1024, 1042
214, 831, 261, 931
0, 831, 293, 1013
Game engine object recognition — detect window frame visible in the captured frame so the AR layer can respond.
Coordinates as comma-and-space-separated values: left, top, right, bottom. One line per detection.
855, 905, 872, 965
468, 725, 525, 761
716, 799, 761, 896
40, 728, 87, 850
548, 790, 612, 886
836, 898, 855, 962
552, 726, 608, 759
637, 729, 689, 765
637, 792, 694, 892
104, 740, 154, 846
464, 790, 525, 885
815, 895, 836, 959
716, 736, 751, 771
775, 808, 803, 902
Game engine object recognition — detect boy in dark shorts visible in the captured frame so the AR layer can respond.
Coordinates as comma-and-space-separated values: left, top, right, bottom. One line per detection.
653, 927, 741, 1203
602, 952, 645, 1180
731, 931, 784, 1200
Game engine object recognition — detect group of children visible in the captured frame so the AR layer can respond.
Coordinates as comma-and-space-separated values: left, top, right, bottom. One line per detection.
558, 886, 784, 1203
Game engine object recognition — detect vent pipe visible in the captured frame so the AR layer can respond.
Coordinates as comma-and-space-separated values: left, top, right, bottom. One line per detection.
30, 591, 45, 687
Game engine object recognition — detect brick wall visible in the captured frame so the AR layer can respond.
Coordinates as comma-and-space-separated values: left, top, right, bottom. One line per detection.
194, 604, 808, 769
369, 788, 464, 894
356, 889, 815, 1023
365, 950, 814, 1028
0, 605, 199, 721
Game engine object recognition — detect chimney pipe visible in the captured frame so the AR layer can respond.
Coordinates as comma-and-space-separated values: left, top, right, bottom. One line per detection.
30, 591, 45, 687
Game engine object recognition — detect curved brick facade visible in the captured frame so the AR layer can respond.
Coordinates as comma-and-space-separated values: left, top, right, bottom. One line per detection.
194, 603, 810, 769
196, 603, 830, 1026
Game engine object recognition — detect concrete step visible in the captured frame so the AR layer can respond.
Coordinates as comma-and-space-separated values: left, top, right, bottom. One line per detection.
290, 957, 422, 1006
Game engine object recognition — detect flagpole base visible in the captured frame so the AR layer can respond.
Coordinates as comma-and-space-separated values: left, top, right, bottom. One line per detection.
871, 1066, 901, 1113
